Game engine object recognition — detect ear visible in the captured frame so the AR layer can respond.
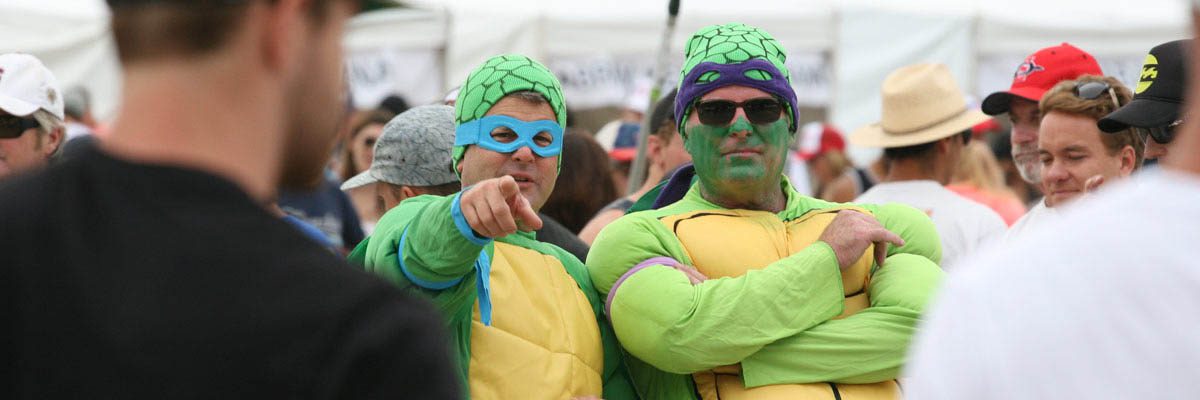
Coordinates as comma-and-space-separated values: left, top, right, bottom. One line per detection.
1118, 145, 1137, 176
646, 135, 664, 158
257, 0, 306, 74
41, 127, 64, 157
399, 185, 418, 200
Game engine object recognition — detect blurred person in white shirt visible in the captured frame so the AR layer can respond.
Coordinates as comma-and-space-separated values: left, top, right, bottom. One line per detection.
905, 10, 1200, 398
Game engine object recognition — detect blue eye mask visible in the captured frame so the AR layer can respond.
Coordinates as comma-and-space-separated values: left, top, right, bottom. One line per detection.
454, 115, 564, 157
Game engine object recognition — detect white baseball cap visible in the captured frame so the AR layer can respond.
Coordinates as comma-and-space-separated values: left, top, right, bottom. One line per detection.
0, 53, 64, 120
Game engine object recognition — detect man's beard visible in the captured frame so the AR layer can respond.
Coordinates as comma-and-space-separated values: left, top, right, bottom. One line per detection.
1012, 143, 1041, 184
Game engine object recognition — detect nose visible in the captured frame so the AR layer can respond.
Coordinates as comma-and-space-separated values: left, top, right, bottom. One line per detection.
510, 146, 536, 163
728, 115, 752, 139
1042, 159, 1069, 185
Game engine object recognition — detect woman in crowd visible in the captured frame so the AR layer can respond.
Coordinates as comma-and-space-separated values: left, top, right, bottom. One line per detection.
339, 109, 394, 230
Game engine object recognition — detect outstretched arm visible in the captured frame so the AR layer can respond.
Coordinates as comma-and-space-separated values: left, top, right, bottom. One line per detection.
365, 176, 541, 289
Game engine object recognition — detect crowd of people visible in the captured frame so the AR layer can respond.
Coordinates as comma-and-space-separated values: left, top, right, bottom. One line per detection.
3, 0, 1198, 399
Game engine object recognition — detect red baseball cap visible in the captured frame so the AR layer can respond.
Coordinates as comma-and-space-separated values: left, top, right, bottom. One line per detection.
798, 122, 846, 161
981, 43, 1103, 116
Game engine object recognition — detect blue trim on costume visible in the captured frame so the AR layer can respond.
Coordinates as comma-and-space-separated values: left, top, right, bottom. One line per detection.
397, 227, 464, 290
474, 250, 494, 326
455, 115, 563, 157
451, 192, 492, 246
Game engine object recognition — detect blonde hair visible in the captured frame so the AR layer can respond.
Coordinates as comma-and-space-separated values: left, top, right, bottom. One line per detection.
818, 149, 852, 176
952, 141, 1008, 192
31, 109, 64, 158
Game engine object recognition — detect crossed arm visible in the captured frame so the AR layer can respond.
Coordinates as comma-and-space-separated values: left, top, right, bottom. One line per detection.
587, 203, 942, 384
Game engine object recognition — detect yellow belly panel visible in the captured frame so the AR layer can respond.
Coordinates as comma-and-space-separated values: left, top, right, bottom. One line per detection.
467, 242, 604, 400
661, 207, 897, 400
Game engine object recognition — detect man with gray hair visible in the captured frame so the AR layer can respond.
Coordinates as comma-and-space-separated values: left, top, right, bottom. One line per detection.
342, 104, 461, 234
0, 53, 64, 179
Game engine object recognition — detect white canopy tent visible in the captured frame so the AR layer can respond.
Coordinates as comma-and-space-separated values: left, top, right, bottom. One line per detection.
0, 0, 1190, 155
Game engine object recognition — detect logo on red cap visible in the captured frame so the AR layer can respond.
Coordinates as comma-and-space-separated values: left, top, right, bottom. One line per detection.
1013, 56, 1045, 82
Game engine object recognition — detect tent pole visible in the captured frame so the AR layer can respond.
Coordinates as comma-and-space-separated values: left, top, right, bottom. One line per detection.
626, 0, 680, 194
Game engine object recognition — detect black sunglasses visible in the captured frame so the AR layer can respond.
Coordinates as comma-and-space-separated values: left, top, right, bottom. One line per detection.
0, 115, 40, 139
960, 129, 972, 145
694, 98, 784, 126
1137, 119, 1182, 144
1074, 81, 1121, 108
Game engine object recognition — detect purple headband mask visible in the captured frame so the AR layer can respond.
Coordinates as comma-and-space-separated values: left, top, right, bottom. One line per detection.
675, 59, 799, 134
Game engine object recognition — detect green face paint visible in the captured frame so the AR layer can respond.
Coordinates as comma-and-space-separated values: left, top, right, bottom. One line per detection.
685, 116, 792, 203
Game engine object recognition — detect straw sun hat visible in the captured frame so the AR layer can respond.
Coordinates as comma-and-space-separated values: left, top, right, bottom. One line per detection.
850, 63, 990, 148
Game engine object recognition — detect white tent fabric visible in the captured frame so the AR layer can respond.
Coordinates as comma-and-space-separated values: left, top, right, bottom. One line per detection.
344, 7, 448, 107
410, 0, 833, 96
834, 1, 976, 165
0, 0, 120, 120
0, 0, 1191, 136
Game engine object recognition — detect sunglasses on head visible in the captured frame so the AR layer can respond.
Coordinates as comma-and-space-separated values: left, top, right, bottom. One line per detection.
1136, 119, 1182, 145
694, 97, 784, 126
1073, 81, 1121, 108
0, 115, 40, 139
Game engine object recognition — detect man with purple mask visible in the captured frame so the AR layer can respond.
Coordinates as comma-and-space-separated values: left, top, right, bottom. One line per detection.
588, 23, 943, 400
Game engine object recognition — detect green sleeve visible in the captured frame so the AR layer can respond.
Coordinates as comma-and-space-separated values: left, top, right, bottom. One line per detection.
588, 215, 846, 375
739, 204, 944, 386
361, 193, 486, 389
346, 236, 369, 267
866, 202, 943, 264
361, 193, 488, 325
740, 253, 943, 386
364, 192, 486, 287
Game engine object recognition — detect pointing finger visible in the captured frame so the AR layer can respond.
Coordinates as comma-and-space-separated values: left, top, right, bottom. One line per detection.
485, 186, 518, 235
512, 194, 543, 231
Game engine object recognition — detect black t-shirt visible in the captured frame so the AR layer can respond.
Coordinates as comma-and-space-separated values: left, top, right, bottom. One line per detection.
0, 148, 458, 399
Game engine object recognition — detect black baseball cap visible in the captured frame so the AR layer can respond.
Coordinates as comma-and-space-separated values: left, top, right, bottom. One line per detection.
1098, 39, 1189, 133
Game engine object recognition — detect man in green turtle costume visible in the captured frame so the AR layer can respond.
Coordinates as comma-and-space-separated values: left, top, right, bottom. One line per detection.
351, 54, 635, 399
587, 23, 944, 399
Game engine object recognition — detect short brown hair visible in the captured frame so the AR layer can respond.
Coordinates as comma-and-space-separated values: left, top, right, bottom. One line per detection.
1040, 75, 1143, 168
649, 89, 679, 143
109, 0, 349, 63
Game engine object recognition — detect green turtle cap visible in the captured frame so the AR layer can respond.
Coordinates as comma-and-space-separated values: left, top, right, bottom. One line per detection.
452, 54, 567, 174
678, 23, 790, 85
675, 23, 798, 133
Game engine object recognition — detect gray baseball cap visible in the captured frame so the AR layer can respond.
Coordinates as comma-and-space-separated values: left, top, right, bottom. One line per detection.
341, 104, 459, 190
